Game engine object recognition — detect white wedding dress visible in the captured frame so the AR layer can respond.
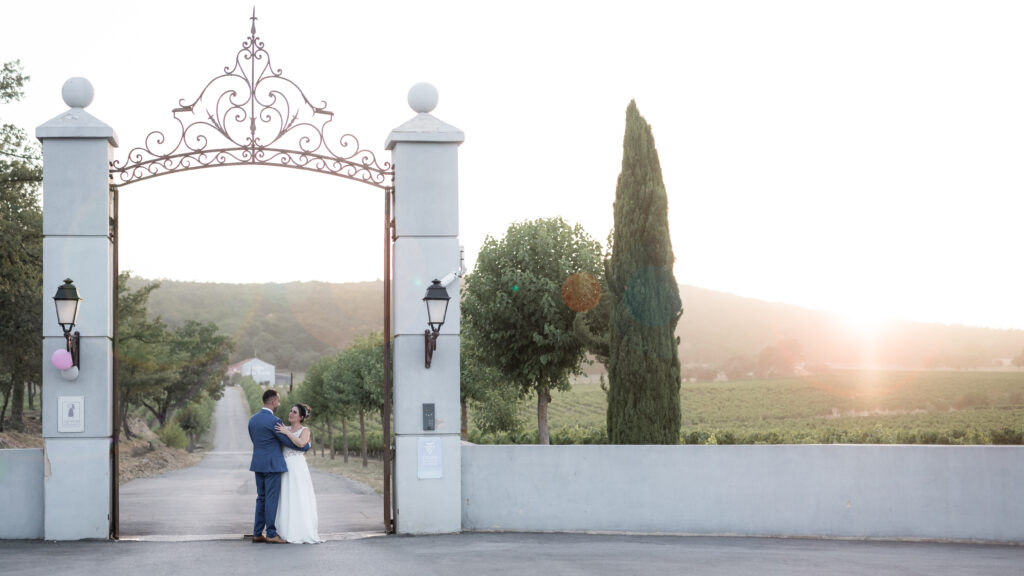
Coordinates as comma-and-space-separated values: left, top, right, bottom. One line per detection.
276, 426, 322, 543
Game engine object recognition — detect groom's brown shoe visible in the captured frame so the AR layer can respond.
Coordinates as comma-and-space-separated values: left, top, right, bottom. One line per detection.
252, 535, 266, 543
266, 535, 287, 544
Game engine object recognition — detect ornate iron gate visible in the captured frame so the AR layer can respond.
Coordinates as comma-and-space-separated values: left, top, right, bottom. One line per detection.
108, 11, 396, 537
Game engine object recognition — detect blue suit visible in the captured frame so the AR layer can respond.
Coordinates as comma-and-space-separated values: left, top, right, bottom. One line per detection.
248, 407, 309, 538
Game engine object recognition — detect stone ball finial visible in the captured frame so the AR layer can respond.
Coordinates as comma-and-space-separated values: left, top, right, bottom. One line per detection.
62, 77, 94, 109
408, 82, 439, 114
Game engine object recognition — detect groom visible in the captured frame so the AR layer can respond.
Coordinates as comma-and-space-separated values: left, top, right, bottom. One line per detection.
248, 388, 309, 543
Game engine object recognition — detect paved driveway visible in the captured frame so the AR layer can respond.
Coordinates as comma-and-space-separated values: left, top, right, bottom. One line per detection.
118, 386, 384, 538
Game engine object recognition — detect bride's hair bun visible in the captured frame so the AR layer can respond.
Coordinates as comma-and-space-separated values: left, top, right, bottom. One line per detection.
292, 403, 313, 421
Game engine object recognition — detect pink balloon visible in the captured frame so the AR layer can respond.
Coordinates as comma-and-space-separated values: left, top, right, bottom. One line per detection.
52, 349, 73, 371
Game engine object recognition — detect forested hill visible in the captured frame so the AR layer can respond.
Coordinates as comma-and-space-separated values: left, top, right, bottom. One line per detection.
127, 277, 383, 373
129, 278, 1024, 373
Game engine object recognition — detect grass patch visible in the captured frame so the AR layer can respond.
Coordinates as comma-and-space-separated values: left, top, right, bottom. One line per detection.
306, 453, 385, 494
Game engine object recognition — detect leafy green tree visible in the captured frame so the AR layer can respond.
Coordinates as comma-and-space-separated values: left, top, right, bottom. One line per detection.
0, 60, 42, 432
460, 333, 522, 440
117, 273, 176, 438
462, 217, 603, 444
333, 332, 387, 467
573, 291, 612, 367
606, 100, 683, 444
140, 320, 232, 426
176, 393, 214, 452
294, 353, 352, 460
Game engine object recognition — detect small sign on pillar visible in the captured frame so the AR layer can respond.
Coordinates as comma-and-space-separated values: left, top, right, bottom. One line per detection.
416, 436, 443, 479
58, 396, 84, 433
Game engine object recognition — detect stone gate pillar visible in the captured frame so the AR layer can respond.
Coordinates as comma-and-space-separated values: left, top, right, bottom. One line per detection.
36, 78, 117, 540
386, 83, 464, 534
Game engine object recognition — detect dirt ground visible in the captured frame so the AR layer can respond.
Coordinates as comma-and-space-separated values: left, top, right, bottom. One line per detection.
0, 411, 200, 485
115, 416, 201, 484
0, 410, 44, 450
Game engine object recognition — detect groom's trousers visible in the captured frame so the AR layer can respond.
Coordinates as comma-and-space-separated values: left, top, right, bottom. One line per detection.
254, 471, 283, 538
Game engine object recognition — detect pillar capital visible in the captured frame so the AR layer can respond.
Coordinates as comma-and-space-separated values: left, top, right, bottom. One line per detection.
386, 83, 463, 149
36, 77, 118, 146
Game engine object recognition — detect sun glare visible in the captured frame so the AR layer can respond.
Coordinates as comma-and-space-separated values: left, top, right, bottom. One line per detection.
835, 306, 892, 369
840, 309, 886, 338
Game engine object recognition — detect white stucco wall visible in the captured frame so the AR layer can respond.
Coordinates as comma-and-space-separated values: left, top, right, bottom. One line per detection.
461, 444, 1024, 542
0, 449, 44, 539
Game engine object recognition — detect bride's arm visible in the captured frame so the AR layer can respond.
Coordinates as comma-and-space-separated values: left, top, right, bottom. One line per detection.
296, 427, 311, 449
274, 423, 310, 448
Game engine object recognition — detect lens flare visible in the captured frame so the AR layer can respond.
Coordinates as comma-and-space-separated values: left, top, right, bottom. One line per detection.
561, 272, 601, 312
624, 266, 679, 326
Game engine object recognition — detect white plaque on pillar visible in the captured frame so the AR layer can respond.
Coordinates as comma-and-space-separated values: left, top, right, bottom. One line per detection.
58, 396, 84, 433
417, 436, 443, 479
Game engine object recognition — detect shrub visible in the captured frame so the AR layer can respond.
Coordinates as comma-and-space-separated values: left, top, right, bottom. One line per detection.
240, 377, 264, 413
176, 395, 215, 451
990, 427, 1024, 445
157, 420, 188, 450
549, 424, 608, 445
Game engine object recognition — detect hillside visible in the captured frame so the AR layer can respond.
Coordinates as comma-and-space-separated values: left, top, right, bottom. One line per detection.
127, 277, 383, 372
129, 278, 1024, 373
677, 285, 1024, 371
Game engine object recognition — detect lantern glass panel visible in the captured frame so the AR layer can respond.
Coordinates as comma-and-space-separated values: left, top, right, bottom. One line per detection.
55, 298, 80, 328
426, 298, 449, 328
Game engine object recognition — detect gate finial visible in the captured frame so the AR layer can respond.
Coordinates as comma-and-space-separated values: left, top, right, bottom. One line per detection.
250, 7, 257, 34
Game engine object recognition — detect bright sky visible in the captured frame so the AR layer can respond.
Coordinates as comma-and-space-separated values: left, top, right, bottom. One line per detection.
3, 1, 1023, 330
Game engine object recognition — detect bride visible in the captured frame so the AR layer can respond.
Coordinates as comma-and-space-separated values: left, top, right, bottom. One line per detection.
274, 403, 323, 544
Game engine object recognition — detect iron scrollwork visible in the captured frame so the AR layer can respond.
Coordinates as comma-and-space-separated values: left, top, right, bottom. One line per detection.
110, 11, 393, 188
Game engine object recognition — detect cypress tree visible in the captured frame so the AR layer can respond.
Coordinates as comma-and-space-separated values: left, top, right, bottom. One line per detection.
606, 100, 683, 444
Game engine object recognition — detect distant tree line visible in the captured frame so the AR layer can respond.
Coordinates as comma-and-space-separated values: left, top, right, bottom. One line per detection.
289, 332, 386, 467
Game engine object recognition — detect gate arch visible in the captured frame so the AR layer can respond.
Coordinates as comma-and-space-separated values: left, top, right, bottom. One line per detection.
40, 9, 461, 540
111, 13, 393, 188
107, 13, 395, 537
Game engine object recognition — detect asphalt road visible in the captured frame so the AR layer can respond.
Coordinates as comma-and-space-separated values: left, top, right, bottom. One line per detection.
118, 386, 384, 539
2, 533, 1020, 576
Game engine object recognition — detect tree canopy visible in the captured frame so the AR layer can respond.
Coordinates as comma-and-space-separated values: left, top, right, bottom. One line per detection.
0, 60, 42, 432
462, 217, 603, 444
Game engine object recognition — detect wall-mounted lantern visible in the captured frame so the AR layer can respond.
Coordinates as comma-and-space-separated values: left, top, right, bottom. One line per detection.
52, 278, 82, 379
422, 249, 466, 369
423, 279, 451, 369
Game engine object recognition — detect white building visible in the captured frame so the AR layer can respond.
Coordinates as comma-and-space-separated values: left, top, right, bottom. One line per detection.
226, 357, 276, 385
